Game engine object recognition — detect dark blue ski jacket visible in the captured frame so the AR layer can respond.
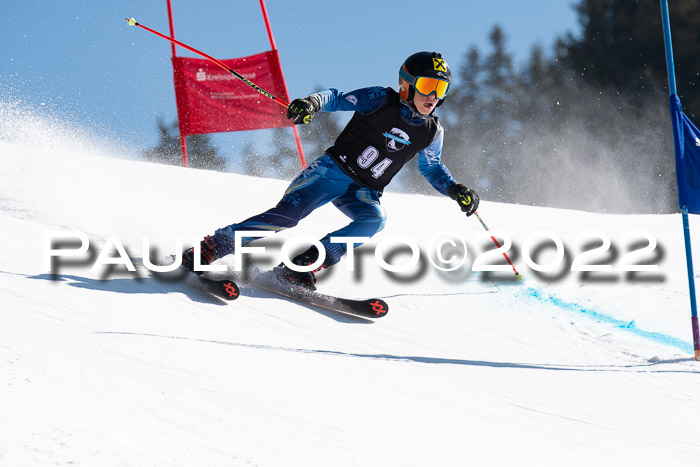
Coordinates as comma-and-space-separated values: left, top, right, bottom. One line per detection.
313, 86, 457, 196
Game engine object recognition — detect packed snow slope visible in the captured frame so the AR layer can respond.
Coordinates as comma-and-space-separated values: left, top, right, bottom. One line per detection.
1, 105, 700, 466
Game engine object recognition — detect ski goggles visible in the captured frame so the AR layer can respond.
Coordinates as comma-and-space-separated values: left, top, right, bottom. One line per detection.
413, 76, 450, 99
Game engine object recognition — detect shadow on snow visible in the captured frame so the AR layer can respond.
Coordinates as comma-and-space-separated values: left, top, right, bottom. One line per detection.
95, 331, 699, 373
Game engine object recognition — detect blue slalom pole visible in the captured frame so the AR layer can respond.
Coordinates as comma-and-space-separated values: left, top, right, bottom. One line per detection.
660, 0, 677, 95
660, 0, 700, 360
681, 206, 699, 359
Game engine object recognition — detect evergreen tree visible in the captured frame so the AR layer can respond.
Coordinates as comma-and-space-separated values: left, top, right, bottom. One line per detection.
440, 46, 488, 193
142, 117, 181, 166
455, 47, 483, 113
242, 127, 306, 180
435, 15, 679, 213
552, 0, 688, 212
268, 127, 302, 180
558, 0, 700, 116
243, 139, 265, 177
142, 118, 228, 171
187, 133, 227, 172
472, 25, 519, 200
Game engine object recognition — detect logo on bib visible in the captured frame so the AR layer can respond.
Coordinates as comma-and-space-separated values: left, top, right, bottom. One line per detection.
383, 128, 411, 152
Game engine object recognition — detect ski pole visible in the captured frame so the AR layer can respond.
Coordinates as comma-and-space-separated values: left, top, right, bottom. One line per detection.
125, 17, 290, 108
473, 211, 522, 280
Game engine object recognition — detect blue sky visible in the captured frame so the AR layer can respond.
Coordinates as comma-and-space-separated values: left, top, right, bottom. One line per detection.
2, 1, 579, 158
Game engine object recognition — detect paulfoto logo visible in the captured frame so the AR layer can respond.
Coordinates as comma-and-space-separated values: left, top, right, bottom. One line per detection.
43, 230, 664, 282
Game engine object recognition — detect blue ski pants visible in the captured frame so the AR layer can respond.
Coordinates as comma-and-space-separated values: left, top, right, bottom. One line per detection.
215, 155, 386, 266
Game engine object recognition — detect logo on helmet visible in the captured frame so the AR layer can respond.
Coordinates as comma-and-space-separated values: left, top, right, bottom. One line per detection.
433, 58, 447, 72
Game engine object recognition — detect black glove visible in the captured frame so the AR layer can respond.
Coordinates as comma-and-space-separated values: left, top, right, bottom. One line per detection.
448, 183, 480, 216
286, 95, 320, 125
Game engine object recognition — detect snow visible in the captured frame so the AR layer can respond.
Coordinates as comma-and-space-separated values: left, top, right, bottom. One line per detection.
1, 105, 699, 466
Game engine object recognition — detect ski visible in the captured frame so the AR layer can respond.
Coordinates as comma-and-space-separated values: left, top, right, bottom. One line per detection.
199, 275, 241, 301
208, 277, 241, 300
160, 254, 240, 301
236, 269, 388, 319
257, 280, 388, 318
172, 259, 386, 317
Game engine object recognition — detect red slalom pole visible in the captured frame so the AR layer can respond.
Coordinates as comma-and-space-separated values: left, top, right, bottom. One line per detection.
474, 211, 522, 280
125, 17, 290, 108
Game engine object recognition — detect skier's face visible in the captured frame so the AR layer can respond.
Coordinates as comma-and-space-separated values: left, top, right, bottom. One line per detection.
413, 91, 438, 115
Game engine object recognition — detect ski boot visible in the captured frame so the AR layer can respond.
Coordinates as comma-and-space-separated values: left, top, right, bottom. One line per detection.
274, 246, 327, 291
181, 234, 230, 274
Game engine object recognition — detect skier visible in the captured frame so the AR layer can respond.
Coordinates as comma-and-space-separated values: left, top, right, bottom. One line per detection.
182, 51, 480, 290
